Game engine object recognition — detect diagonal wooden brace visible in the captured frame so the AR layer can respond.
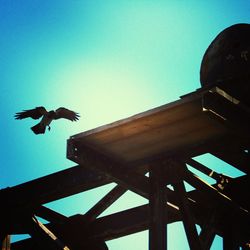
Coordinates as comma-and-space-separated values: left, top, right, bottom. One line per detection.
28, 216, 70, 250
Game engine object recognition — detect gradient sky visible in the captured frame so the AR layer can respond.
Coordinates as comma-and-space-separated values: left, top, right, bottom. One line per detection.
0, 1, 249, 249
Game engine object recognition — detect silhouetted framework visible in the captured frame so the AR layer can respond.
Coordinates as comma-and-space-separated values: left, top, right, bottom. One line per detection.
1, 85, 250, 250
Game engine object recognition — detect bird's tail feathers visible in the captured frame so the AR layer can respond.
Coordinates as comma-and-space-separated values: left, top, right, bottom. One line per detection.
31, 123, 46, 134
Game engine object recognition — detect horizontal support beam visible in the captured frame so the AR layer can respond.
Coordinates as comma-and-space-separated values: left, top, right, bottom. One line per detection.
73, 144, 151, 198
89, 205, 179, 241
211, 146, 250, 175
35, 206, 68, 224
0, 165, 110, 211
12, 203, 181, 250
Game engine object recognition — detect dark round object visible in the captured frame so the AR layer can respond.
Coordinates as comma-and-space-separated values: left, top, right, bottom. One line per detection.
200, 23, 250, 104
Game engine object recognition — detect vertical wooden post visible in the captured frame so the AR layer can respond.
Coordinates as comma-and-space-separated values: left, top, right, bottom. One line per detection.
149, 164, 167, 250
1, 235, 11, 250
171, 160, 203, 250
199, 210, 217, 250
223, 231, 240, 250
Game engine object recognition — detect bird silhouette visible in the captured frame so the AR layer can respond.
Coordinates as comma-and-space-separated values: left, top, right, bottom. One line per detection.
15, 106, 80, 134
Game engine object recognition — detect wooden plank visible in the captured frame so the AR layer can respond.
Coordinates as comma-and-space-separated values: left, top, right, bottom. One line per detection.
149, 164, 167, 250
68, 92, 228, 164
70, 97, 202, 141
221, 175, 250, 212
96, 116, 224, 163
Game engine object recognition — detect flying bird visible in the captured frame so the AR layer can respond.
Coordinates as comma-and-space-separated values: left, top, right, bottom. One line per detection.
15, 106, 80, 134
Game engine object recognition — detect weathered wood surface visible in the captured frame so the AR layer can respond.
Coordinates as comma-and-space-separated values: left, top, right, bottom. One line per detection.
149, 164, 167, 250
68, 90, 229, 164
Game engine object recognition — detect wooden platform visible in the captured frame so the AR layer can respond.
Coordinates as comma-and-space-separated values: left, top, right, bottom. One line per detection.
67, 86, 244, 165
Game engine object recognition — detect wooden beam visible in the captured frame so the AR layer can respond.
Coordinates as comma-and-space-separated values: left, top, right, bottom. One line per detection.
11, 183, 250, 249
169, 160, 203, 250
66, 145, 250, 246
0, 165, 110, 215
84, 185, 127, 221
28, 217, 70, 250
1, 235, 11, 250
186, 158, 221, 181
198, 203, 218, 250
84, 166, 149, 221
149, 164, 167, 250
202, 89, 250, 135
89, 204, 179, 242
35, 206, 68, 224
71, 145, 181, 207
173, 180, 203, 250
11, 204, 181, 249
199, 222, 216, 250
200, 230, 216, 250
183, 169, 250, 216
223, 232, 240, 250
73, 144, 151, 199
184, 169, 250, 247
211, 146, 250, 174
72, 144, 205, 239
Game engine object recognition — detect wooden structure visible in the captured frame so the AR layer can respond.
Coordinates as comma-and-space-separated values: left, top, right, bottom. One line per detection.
1, 85, 250, 249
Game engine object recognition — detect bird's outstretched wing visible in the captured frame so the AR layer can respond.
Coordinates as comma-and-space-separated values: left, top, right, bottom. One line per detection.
15, 106, 47, 120
54, 107, 80, 121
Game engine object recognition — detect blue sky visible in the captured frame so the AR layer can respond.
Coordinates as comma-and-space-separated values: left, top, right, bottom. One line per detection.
0, 1, 249, 249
